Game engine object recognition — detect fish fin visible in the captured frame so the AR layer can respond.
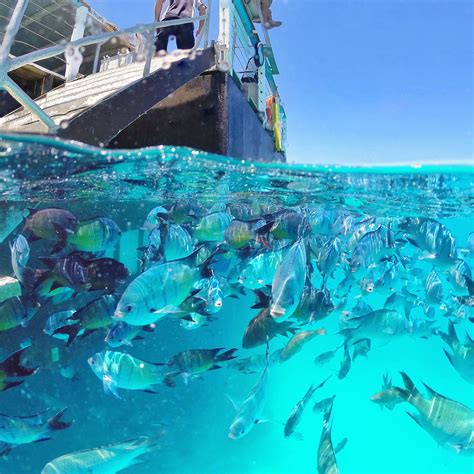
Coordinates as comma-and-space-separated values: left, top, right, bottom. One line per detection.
140, 389, 160, 395
216, 348, 238, 362
404, 236, 421, 249
453, 444, 464, 454
0, 348, 38, 377
255, 418, 276, 425
405, 411, 422, 428
0, 381, 24, 392
334, 438, 348, 454
33, 437, 52, 443
443, 349, 455, 369
152, 305, 182, 315
53, 324, 81, 346
180, 315, 195, 322
0, 443, 12, 457
209, 364, 221, 370
447, 320, 458, 345
200, 245, 227, 278
52, 224, 70, 253
251, 289, 271, 309
399, 372, 420, 399
225, 394, 239, 411
315, 376, 332, 392
465, 276, 474, 296
48, 408, 73, 430
421, 381, 444, 399
103, 377, 121, 399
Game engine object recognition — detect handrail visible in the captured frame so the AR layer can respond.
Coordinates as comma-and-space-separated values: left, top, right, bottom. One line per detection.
0, 0, 285, 153
7, 15, 209, 72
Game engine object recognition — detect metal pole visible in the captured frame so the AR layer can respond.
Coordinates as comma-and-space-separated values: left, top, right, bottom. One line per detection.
216, 0, 231, 71
142, 31, 155, 77
257, 61, 266, 118
92, 42, 102, 74
3, 76, 57, 131
204, 0, 212, 48
0, 0, 29, 68
65, 4, 89, 81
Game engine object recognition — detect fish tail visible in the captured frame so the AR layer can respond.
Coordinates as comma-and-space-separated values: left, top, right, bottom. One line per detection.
48, 408, 73, 431
322, 401, 334, 431
216, 348, 238, 362
447, 320, 458, 346
0, 348, 38, 378
251, 289, 271, 309
399, 372, 421, 402
255, 221, 274, 248
338, 327, 355, 343
465, 275, 474, 296
199, 245, 228, 278
52, 323, 81, 346
128, 436, 162, 455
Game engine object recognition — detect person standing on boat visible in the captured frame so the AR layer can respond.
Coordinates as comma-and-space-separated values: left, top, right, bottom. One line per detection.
261, 0, 282, 29
154, 0, 207, 52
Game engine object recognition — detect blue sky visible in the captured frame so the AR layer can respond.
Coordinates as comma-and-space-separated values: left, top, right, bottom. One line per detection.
91, 0, 473, 164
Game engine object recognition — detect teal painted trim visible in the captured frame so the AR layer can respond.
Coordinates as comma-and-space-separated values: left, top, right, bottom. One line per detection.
232, 0, 259, 48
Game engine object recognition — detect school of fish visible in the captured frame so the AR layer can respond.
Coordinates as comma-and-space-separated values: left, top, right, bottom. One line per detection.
0, 202, 473, 473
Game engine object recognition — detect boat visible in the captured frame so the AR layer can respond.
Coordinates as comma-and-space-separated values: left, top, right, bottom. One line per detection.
0, 0, 286, 162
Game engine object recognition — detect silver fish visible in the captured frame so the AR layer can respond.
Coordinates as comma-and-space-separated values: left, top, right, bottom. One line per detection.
440, 320, 474, 384
317, 403, 340, 474
9, 234, 30, 283
284, 377, 330, 438
228, 343, 270, 440
371, 372, 474, 454
88, 351, 174, 398
0, 409, 72, 456
399, 217, 458, 268
271, 239, 306, 321
41, 436, 159, 474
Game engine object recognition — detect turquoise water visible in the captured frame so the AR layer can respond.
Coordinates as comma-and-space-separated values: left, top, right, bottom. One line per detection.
0, 133, 473, 473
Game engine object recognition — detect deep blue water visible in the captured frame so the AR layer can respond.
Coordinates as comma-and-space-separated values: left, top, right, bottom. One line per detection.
0, 134, 473, 473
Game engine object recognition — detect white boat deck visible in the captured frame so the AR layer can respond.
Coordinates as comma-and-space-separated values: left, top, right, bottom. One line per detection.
0, 49, 200, 133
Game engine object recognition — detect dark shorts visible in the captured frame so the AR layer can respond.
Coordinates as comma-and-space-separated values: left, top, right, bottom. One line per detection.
155, 18, 195, 52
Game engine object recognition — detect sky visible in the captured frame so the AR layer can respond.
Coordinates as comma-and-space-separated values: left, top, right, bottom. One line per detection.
90, 0, 473, 164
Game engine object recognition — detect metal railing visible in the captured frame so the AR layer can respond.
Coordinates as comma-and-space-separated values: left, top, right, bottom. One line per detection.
0, 0, 285, 152
217, 0, 286, 152
0, 0, 212, 132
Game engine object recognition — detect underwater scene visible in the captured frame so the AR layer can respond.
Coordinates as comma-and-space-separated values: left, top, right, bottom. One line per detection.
0, 134, 472, 474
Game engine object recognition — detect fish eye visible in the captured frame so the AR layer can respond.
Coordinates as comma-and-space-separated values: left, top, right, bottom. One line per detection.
126, 305, 133, 313
149, 308, 156, 313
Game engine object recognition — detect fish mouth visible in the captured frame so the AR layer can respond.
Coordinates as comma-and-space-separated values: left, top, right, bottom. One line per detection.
228, 432, 237, 440
270, 305, 285, 318
114, 311, 124, 319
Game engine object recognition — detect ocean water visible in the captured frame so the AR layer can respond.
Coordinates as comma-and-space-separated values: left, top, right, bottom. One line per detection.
0, 133, 472, 474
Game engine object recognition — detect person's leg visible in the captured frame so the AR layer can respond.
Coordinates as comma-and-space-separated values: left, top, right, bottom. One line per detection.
261, 0, 282, 29
175, 23, 195, 50
261, 0, 272, 23
155, 25, 174, 53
